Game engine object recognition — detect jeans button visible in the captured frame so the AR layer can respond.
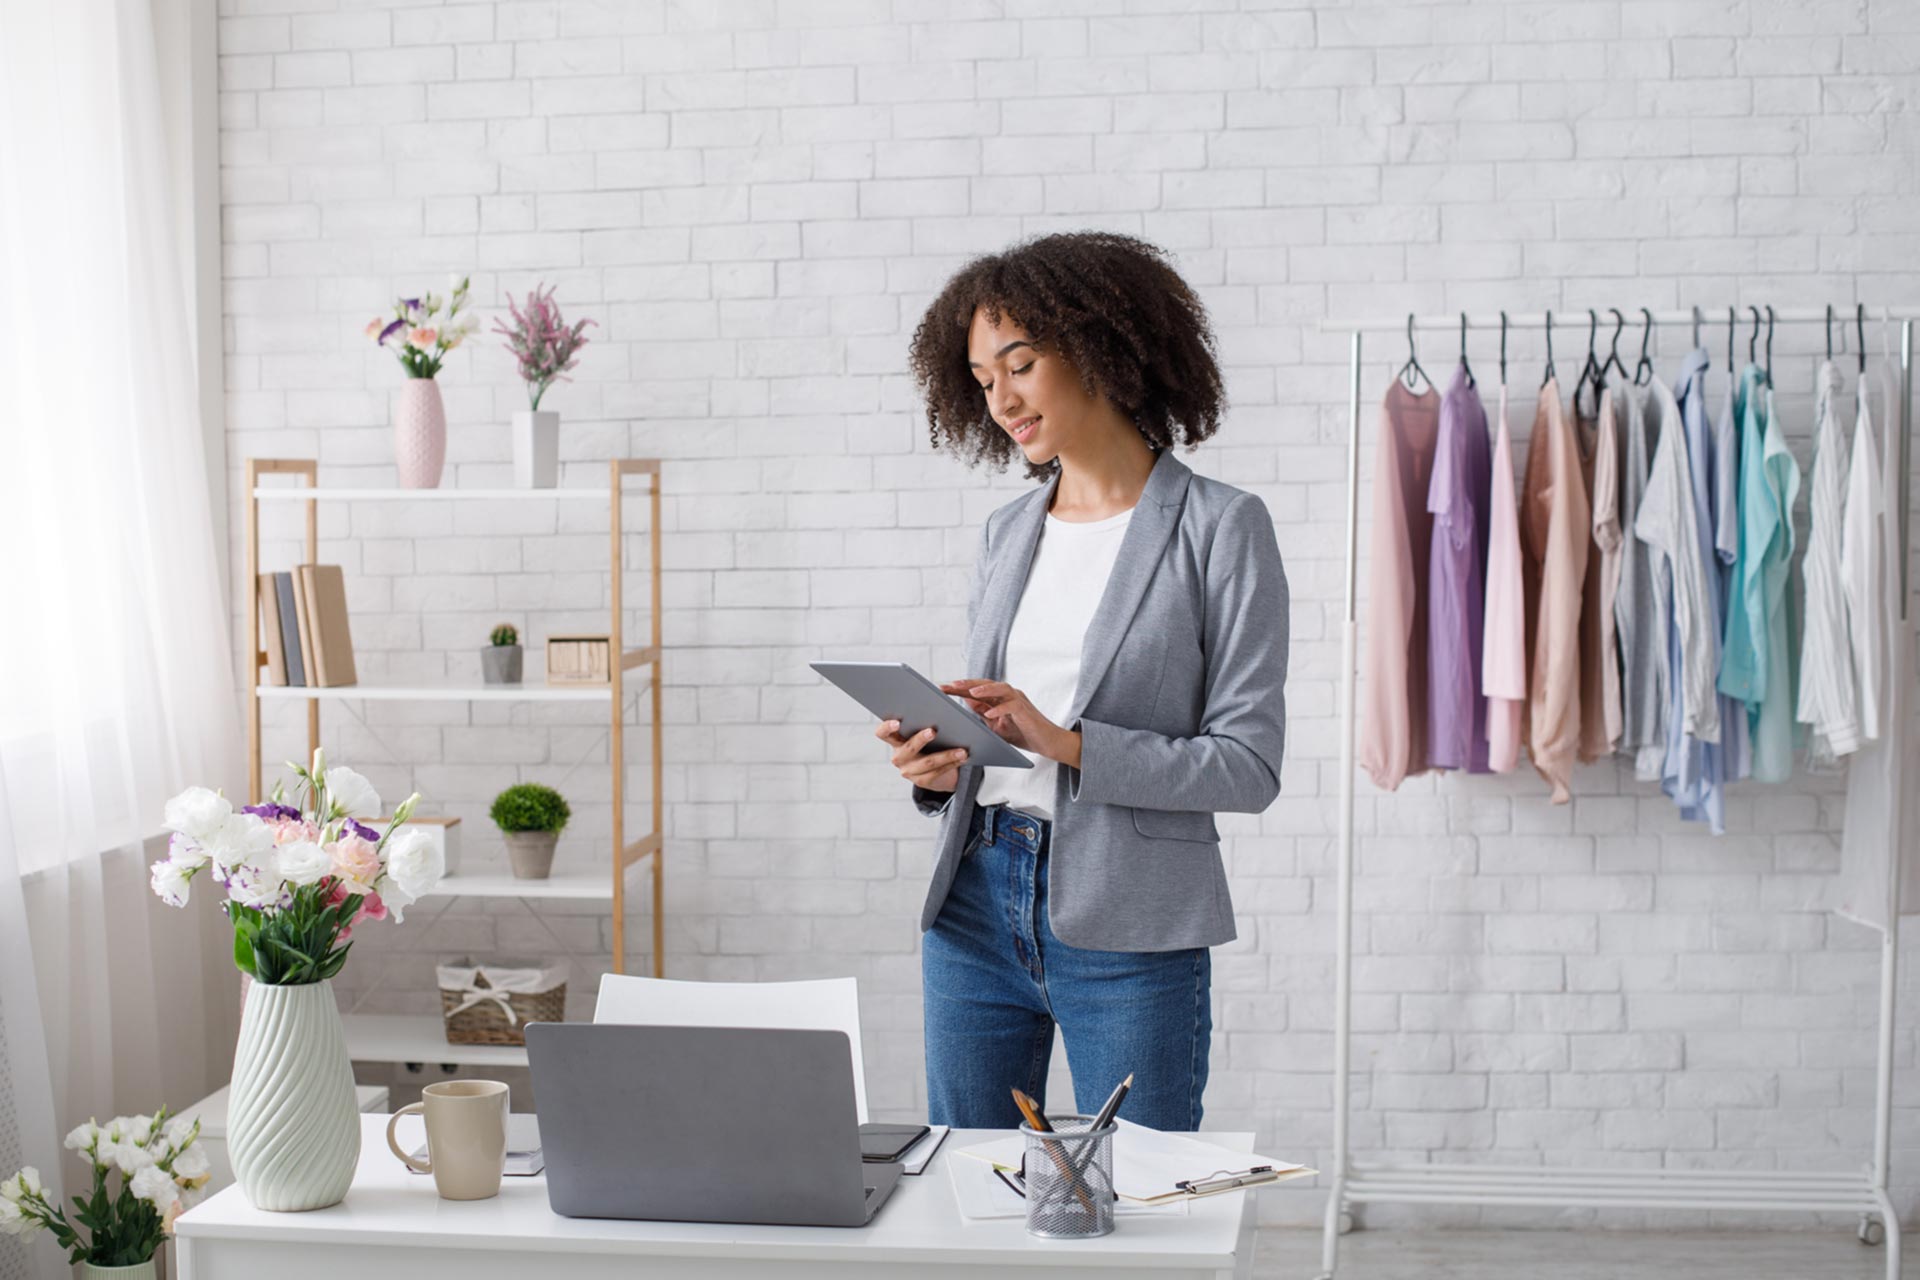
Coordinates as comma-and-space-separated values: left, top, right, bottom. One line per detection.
1016, 826, 1035, 842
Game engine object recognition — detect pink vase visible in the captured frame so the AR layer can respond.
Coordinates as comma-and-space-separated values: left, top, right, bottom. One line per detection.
394, 378, 446, 489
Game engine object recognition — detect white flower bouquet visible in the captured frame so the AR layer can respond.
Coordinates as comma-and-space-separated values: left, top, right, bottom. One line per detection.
151, 749, 443, 985
0, 1109, 209, 1265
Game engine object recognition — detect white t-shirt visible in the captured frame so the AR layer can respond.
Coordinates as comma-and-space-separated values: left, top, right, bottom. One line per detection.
975, 506, 1134, 821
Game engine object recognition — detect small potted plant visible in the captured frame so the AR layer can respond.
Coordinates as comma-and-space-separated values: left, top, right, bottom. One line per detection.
494, 283, 594, 489
482, 622, 522, 685
0, 1108, 211, 1280
490, 782, 570, 880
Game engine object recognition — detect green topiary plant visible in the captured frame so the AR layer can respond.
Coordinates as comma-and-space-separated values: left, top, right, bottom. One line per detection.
490, 782, 570, 834
490, 623, 519, 648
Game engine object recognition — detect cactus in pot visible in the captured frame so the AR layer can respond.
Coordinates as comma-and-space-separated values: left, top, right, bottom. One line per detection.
482, 622, 522, 684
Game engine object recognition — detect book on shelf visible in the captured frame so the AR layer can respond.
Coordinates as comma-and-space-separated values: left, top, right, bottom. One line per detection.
273, 571, 307, 687
297, 564, 358, 688
258, 573, 288, 687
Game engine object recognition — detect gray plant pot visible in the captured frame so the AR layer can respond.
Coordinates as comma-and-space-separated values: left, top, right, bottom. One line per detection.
482, 644, 523, 684
502, 831, 558, 880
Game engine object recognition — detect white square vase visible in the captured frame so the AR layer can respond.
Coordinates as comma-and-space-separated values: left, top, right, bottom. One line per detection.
512, 409, 559, 488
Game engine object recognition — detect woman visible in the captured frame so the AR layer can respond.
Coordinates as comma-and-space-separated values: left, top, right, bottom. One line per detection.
877, 231, 1290, 1131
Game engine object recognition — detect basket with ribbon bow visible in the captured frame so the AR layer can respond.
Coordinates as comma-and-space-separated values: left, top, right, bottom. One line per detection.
436, 957, 569, 1045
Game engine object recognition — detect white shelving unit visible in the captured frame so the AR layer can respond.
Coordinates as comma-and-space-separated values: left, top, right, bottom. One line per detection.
244, 458, 665, 1069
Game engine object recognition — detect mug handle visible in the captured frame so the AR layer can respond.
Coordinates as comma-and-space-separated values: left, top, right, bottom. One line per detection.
386, 1103, 432, 1174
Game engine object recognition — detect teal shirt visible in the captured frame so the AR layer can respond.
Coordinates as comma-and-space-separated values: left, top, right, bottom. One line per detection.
1716, 369, 1801, 782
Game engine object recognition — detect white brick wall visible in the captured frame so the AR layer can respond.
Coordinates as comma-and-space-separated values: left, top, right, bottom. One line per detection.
219, 0, 1920, 1229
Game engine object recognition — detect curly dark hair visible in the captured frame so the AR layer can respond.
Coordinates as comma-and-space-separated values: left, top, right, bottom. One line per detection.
907, 231, 1225, 478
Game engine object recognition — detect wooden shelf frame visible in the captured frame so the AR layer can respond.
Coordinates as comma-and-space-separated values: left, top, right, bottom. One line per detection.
242, 457, 665, 979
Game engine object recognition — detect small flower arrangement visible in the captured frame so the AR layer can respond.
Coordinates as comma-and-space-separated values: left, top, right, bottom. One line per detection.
151, 750, 444, 985
490, 782, 571, 834
0, 1108, 210, 1266
494, 283, 595, 410
366, 275, 477, 380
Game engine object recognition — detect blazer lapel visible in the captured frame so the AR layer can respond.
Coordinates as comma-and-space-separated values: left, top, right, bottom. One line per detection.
1065, 451, 1191, 723
969, 473, 1056, 679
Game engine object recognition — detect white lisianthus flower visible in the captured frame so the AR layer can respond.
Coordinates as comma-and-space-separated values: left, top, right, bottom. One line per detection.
163, 787, 231, 842
166, 831, 209, 871
383, 827, 444, 902
128, 1115, 156, 1146
64, 1122, 99, 1154
277, 840, 332, 887
165, 1116, 197, 1150
0, 1197, 35, 1235
170, 1144, 210, 1180
0, 1167, 39, 1202
205, 813, 275, 879
324, 766, 381, 819
130, 1164, 179, 1215
151, 859, 192, 907
228, 861, 289, 912
110, 1140, 156, 1176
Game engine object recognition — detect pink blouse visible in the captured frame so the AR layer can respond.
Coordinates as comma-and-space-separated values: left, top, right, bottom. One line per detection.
1360, 380, 1442, 791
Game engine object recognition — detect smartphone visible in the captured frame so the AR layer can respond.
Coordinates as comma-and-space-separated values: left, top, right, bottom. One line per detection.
859, 1122, 931, 1163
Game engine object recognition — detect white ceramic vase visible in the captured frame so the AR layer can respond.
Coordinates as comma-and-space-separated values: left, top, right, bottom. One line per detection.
80, 1261, 156, 1280
394, 378, 447, 488
226, 979, 360, 1212
512, 408, 559, 488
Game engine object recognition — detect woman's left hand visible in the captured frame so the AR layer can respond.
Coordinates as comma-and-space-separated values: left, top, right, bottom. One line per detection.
941, 679, 1082, 768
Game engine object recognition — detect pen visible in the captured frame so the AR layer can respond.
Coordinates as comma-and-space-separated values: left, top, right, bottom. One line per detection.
1087, 1072, 1133, 1134
1010, 1088, 1095, 1215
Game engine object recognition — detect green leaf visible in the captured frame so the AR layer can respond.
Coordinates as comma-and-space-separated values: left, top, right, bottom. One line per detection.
232, 921, 257, 976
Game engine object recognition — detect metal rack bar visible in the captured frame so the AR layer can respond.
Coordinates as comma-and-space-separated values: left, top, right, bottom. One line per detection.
1316, 310, 1917, 1280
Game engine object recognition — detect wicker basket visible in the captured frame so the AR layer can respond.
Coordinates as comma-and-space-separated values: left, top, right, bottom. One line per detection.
436, 958, 569, 1046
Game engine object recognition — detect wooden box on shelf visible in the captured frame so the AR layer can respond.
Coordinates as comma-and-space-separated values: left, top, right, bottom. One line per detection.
546, 634, 611, 684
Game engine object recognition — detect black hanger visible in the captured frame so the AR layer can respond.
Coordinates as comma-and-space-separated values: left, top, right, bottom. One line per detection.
1826, 304, 1835, 363
1500, 310, 1510, 386
1726, 306, 1735, 373
1747, 305, 1760, 367
1397, 313, 1431, 392
1458, 313, 1475, 388
1541, 310, 1557, 389
1573, 308, 1602, 403
1601, 307, 1630, 384
1634, 307, 1654, 386
1691, 305, 1702, 349
1764, 305, 1774, 387
1857, 302, 1867, 375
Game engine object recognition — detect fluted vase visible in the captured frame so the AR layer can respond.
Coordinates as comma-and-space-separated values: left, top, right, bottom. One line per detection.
394, 377, 446, 488
226, 979, 360, 1212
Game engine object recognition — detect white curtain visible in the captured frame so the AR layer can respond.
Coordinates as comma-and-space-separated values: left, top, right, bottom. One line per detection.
0, 0, 240, 1273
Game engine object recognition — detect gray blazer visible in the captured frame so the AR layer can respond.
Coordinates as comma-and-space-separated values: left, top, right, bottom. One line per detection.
912, 449, 1289, 952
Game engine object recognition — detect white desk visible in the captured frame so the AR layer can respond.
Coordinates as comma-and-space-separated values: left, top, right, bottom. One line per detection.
176, 1115, 1259, 1280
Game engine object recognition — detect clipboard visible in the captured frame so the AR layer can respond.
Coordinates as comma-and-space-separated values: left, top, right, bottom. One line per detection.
956, 1120, 1315, 1205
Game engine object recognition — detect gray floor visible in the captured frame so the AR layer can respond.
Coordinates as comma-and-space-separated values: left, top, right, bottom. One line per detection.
1254, 1229, 1908, 1278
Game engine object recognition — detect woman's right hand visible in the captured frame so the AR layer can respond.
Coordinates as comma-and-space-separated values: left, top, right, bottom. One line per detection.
875, 720, 968, 793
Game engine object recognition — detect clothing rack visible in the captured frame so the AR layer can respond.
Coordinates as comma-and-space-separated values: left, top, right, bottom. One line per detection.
1314, 306, 1918, 1280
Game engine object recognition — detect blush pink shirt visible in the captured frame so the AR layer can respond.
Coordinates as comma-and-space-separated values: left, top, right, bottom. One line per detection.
1520, 379, 1591, 804
1360, 380, 1442, 791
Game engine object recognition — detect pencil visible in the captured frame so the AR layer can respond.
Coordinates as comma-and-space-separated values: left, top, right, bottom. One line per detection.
1010, 1088, 1096, 1215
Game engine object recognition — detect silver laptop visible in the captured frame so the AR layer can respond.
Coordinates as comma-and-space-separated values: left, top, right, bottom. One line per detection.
525, 1023, 902, 1227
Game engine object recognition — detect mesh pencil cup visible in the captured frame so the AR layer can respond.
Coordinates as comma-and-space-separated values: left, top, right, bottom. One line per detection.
1019, 1114, 1117, 1239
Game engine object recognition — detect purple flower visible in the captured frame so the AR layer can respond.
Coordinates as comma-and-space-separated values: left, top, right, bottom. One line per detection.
242, 802, 301, 822
346, 818, 380, 843
378, 318, 406, 345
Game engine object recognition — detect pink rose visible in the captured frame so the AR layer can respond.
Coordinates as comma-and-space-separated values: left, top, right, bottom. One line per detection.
329, 835, 382, 893
354, 893, 388, 926
407, 327, 438, 349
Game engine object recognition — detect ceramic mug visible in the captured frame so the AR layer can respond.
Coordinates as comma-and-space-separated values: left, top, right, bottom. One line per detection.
385, 1080, 510, 1200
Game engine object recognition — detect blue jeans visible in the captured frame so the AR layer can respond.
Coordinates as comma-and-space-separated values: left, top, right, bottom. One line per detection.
922, 803, 1212, 1131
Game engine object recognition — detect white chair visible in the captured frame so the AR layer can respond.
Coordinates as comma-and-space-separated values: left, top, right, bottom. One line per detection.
593, 974, 870, 1123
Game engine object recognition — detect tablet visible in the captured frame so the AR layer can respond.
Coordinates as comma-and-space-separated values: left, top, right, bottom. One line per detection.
810, 661, 1035, 770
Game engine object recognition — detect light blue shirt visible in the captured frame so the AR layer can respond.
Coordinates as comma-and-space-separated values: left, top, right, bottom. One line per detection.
1659, 348, 1727, 832
1718, 366, 1801, 783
